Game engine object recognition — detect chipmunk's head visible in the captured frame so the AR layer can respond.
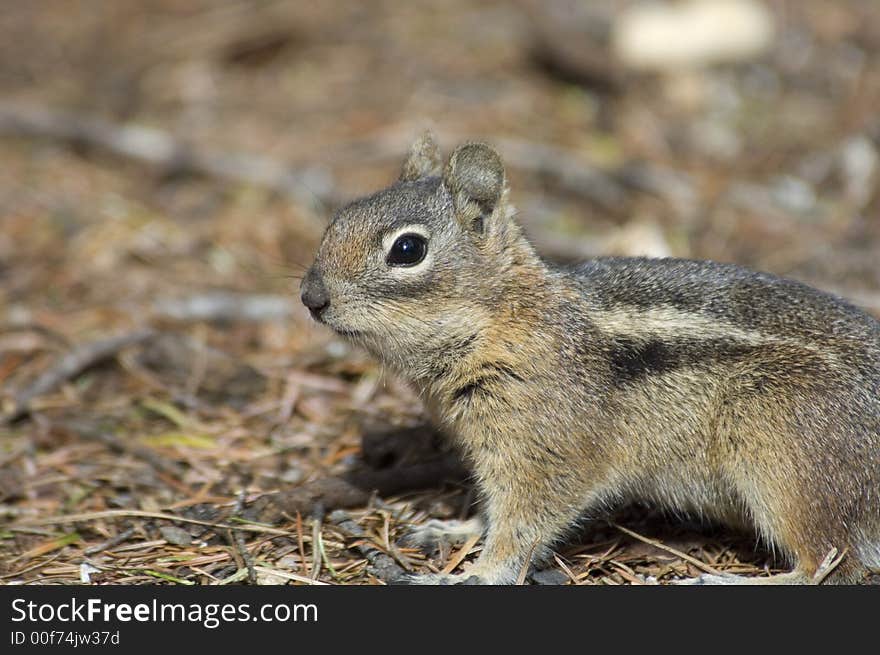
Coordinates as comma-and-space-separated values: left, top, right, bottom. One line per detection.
300, 133, 537, 373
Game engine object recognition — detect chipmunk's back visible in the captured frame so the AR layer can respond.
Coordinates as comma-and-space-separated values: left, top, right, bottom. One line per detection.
569, 256, 880, 351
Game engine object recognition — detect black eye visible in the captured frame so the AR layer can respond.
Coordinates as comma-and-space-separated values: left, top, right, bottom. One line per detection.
386, 233, 427, 267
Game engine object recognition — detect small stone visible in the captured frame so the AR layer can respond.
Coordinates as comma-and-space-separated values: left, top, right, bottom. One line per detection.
280, 467, 303, 484
770, 176, 816, 216
159, 526, 193, 546
256, 571, 288, 585
602, 220, 673, 259
841, 136, 878, 209
530, 568, 570, 585
277, 555, 300, 570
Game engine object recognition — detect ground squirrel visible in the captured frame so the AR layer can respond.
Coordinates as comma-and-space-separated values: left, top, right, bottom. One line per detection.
300, 133, 880, 584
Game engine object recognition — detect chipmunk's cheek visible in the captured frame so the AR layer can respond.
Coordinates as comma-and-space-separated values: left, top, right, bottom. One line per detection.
315, 304, 346, 330
312, 296, 370, 338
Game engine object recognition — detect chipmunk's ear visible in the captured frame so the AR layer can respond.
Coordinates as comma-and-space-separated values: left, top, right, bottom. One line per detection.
399, 131, 442, 182
443, 142, 506, 235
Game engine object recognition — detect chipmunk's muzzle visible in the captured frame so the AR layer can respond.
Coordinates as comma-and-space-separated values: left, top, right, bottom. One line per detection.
300, 267, 330, 320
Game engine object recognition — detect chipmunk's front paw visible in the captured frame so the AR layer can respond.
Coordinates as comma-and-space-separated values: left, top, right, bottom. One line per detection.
400, 517, 483, 553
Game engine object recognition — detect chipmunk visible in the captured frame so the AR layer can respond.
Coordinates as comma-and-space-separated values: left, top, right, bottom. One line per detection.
300, 133, 880, 584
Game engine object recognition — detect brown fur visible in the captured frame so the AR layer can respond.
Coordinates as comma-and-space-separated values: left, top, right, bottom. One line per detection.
301, 133, 880, 584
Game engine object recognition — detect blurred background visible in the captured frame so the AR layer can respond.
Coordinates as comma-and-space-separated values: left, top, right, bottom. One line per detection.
1, 1, 878, 585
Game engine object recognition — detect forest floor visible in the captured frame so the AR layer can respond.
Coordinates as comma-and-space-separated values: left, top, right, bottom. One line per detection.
1, 1, 879, 585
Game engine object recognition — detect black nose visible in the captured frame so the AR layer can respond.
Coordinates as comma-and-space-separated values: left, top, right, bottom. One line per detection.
300, 268, 330, 318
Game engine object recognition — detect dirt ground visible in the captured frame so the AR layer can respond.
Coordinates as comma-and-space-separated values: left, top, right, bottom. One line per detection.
1, 1, 878, 585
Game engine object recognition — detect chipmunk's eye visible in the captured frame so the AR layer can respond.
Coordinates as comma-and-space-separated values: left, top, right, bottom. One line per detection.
386, 233, 427, 267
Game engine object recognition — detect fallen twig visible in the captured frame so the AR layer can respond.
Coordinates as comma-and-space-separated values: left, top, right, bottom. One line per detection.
230, 490, 258, 585
516, 540, 541, 585
251, 565, 329, 586
812, 547, 847, 584
441, 533, 481, 575
0, 103, 334, 213
12, 509, 296, 537
3, 328, 156, 424
612, 522, 723, 576
152, 292, 296, 323
310, 507, 324, 581
0, 552, 65, 581
329, 510, 407, 583
83, 527, 138, 556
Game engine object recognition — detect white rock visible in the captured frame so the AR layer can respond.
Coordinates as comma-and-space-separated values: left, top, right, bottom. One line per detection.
602, 220, 673, 259
613, 0, 775, 71
256, 570, 289, 585
770, 176, 816, 216
840, 136, 878, 210
80, 562, 101, 584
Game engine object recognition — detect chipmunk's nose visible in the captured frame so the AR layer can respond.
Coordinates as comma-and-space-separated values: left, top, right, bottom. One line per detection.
300, 268, 330, 319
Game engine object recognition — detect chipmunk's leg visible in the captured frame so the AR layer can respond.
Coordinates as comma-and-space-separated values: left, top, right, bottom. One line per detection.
400, 513, 571, 585
402, 459, 587, 585
401, 517, 484, 551
676, 464, 861, 585
455, 487, 584, 584
676, 548, 864, 585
